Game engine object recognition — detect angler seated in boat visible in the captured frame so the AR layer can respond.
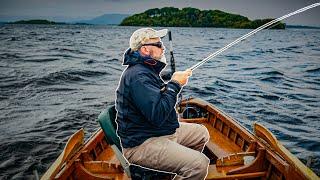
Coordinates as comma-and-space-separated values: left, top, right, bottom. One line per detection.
114, 27, 210, 179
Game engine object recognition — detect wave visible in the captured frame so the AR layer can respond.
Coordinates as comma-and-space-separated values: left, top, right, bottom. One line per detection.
241, 67, 258, 71
35, 71, 85, 86
296, 139, 320, 152
258, 70, 286, 83
225, 55, 243, 60
108, 58, 120, 62
28, 31, 38, 36
0, 69, 111, 90
188, 86, 216, 96
0, 52, 22, 59
286, 93, 317, 102
213, 79, 234, 89
260, 70, 284, 76
253, 94, 281, 101
222, 79, 246, 84
33, 70, 109, 86
84, 59, 97, 64
49, 47, 88, 54
67, 69, 110, 77
42, 87, 79, 92
306, 67, 320, 73
255, 109, 278, 115
241, 48, 275, 57
278, 46, 303, 53
260, 76, 284, 83
252, 48, 274, 54
9, 37, 20, 41
23, 58, 60, 62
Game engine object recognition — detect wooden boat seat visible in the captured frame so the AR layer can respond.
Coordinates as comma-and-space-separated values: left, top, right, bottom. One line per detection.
203, 122, 242, 158
206, 165, 266, 179
207, 148, 267, 179
216, 151, 255, 167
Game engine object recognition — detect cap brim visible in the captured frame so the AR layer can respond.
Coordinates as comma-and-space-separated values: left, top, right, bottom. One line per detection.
154, 29, 168, 38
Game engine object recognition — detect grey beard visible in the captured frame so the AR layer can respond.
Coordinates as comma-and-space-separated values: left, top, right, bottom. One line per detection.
158, 54, 167, 64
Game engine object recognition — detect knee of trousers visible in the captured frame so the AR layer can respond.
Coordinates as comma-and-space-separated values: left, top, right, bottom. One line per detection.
200, 125, 210, 143
191, 153, 210, 176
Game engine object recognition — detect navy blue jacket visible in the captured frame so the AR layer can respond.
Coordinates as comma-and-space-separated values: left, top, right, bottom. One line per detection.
116, 49, 182, 148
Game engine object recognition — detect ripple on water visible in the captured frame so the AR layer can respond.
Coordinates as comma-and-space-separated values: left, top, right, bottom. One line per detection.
254, 93, 281, 101
306, 67, 320, 74
23, 57, 60, 63
260, 76, 285, 83
278, 45, 303, 53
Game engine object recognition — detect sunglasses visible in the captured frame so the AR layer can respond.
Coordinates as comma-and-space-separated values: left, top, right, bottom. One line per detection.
141, 42, 163, 49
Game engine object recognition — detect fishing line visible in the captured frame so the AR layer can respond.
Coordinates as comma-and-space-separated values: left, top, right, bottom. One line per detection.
190, 3, 320, 71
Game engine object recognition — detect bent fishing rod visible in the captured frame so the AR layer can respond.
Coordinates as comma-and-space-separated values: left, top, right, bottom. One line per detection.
189, 3, 320, 71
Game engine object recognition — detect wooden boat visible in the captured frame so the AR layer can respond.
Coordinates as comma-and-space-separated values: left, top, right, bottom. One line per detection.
41, 97, 319, 180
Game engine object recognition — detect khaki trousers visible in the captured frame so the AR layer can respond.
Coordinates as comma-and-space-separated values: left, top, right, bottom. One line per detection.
123, 122, 210, 180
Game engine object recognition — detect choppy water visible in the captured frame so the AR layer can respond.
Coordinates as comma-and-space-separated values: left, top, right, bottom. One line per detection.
0, 24, 319, 179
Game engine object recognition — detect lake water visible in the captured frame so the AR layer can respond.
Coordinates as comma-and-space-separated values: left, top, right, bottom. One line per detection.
0, 24, 319, 179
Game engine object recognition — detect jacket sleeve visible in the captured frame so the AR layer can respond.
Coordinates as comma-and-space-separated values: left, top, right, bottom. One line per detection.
130, 74, 182, 127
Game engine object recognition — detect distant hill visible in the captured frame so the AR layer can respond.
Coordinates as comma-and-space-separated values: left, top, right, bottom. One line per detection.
76, 14, 130, 25
286, 25, 320, 29
120, 7, 285, 29
4, 14, 130, 25
9, 19, 66, 25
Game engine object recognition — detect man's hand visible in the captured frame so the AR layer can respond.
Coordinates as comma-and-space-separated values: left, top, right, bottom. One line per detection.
171, 69, 192, 86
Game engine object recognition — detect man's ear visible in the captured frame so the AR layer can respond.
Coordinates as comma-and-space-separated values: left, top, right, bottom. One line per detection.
140, 46, 150, 56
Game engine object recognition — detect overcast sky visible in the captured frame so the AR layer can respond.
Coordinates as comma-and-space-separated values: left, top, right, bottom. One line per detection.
0, 0, 319, 26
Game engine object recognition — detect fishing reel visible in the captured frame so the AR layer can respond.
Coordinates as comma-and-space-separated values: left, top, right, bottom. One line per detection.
181, 106, 207, 119
160, 71, 172, 81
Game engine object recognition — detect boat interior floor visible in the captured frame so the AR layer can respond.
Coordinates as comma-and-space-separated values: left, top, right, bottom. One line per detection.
203, 122, 242, 159
90, 121, 252, 179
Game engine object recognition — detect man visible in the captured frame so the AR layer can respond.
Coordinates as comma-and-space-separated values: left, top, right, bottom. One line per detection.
115, 28, 210, 180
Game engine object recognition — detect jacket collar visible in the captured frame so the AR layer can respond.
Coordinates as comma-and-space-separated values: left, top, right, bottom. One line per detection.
123, 48, 166, 74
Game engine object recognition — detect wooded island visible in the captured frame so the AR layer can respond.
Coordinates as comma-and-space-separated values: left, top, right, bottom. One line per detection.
120, 7, 285, 29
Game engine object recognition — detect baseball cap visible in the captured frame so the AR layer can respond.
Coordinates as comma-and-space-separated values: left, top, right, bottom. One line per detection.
129, 28, 168, 51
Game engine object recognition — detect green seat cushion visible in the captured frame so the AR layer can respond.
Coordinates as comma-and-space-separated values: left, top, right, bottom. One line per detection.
98, 105, 121, 150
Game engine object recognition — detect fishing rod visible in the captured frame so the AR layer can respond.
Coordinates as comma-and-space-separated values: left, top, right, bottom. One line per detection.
168, 31, 176, 74
189, 2, 320, 71
160, 30, 176, 81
